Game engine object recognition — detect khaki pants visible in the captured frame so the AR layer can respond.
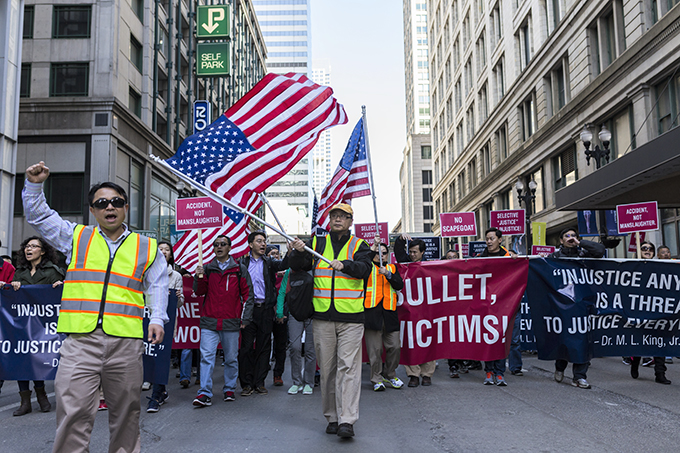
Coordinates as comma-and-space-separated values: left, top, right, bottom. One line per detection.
53, 328, 143, 453
364, 328, 400, 384
404, 360, 436, 378
313, 320, 363, 426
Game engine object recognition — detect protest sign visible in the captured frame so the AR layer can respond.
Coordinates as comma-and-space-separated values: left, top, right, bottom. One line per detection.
532, 245, 555, 257
468, 241, 487, 257
175, 196, 224, 231
616, 201, 659, 234
354, 222, 389, 245
439, 212, 477, 237
142, 292, 178, 385
173, 276, 202, 349
490, 210, 525, 235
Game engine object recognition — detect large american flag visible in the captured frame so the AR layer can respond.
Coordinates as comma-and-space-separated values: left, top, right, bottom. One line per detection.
315, 117, 371, 231
168, 73, 347, 271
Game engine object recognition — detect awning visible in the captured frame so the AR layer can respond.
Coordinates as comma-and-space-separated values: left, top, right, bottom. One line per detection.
555, 126, 680, 211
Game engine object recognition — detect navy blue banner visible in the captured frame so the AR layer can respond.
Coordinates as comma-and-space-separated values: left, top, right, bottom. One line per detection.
1, 286, 177, 382
527, 258, 680, 361
0, 285, 65, 380
518, 293, 536, 351
142, 292, 178, 385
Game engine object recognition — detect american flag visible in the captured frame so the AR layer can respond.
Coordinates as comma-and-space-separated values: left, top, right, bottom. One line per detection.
316, 117, 371, 231
167, 73, 347, 270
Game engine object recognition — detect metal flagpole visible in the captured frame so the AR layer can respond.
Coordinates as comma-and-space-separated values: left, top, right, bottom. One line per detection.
150, 154, 331, 264
362, 106, 383, 267
259, 193, 286, 235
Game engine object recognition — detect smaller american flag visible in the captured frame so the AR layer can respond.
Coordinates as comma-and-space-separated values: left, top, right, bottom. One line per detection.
316, 118, 371, 231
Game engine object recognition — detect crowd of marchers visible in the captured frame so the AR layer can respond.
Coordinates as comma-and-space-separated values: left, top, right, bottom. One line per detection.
1, 162, 675, 451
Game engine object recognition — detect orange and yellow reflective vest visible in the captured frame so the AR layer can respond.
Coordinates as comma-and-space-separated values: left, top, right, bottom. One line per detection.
364, 263, 399, 311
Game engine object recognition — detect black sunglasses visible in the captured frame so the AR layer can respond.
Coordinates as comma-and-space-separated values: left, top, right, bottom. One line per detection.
640, 246, 653, 251
213, 241, 229, 247
91, 197, 126, 209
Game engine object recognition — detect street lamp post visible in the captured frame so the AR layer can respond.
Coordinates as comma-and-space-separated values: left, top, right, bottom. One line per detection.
580, 125, 612, 169
176, 180, 197, 199
516, 177, 537, 253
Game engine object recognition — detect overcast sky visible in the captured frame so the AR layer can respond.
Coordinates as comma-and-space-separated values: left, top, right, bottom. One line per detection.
311, 0, 406, 231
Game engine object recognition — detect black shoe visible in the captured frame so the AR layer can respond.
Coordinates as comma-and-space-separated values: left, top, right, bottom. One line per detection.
656, 374, 671, 385
337, 423, 354, 438
421, 376, 432, 386
630, 363, 639, 379
510, 370, 523, 376
325, 422, 339, 434
407, 376, 419, 387
180, 379, 190, 388
241, 386, 254, 397
449, 368, 460, 378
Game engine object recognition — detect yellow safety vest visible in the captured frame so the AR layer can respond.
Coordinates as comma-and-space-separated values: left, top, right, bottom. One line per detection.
59, 225, 157, 339
364, 263, 399, 311
312, 235, 366, 314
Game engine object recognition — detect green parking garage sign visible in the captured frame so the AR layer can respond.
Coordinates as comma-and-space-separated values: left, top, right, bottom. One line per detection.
196, 5, 230, 39
196, 42, 230, 77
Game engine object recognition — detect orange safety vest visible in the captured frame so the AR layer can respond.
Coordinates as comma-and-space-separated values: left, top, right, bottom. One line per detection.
364, 263, 398, 311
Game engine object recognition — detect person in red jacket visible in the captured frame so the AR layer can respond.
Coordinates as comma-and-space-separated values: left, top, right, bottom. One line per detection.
192, 235, 254, 407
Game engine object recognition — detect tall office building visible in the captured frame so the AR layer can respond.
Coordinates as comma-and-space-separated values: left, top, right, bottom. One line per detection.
401, 0, 434, 234
310, 62, 332, 197
13, 0, 266, 250
254, 0, 313, 234
427, 0, 680, 256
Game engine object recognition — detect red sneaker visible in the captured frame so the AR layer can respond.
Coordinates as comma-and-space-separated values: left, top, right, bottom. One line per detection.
98, 399, 108, 411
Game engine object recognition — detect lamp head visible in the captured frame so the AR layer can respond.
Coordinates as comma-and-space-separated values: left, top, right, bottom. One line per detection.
580, 126, 593, 149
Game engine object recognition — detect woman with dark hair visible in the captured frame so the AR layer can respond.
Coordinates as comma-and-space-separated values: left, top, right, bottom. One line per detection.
11, 236, 65, 416
146, 241, 185, 412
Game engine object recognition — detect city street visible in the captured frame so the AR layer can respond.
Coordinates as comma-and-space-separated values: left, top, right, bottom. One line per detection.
1, 354, 679, 452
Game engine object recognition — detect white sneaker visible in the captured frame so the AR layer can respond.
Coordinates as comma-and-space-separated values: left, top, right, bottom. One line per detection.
384, 377, 404, 389
302, 384, 313, 395
287, 385, 301, 395
572, 378, 591, 389
373, 382, 386, 392
142, 382, 151, 391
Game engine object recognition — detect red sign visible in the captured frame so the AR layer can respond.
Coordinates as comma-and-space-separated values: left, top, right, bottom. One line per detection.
490, 209, 525, 235
531, 245, 555, 257
616, 201, 659, 234
175, 196, 224, 231
627, 231, 646, 253
354, 222, 389, 245
440, 212, 477, 237
454, 242, 470, 256
172, 277, 201, 349
396, 259, 528, 364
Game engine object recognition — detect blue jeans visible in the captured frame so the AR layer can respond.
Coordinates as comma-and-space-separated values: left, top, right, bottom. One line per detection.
179, 349, 193, 382
484, 359, 506, 376
199, 329, 239, 398
508, 314, 522, 372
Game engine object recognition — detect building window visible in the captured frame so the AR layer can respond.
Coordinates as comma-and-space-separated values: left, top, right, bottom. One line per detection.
468, 159, 477, 188
421, 145, 432, 159
23, 5, 34, 38
604, 105, 635, 159
456, 122, 464, 157
661, 208, 680, 257
422, 169, 432, 185
545, 56, 569, 118
517, 16, 532, 72
479, 84, 488, 123
655, 73, 680, 135
50, 63, 89, 97
129, 160, 144, 230
476, 31, 487, 73
519, 93, 537, 142
130, 35, 143, 73
20, 64, 31, 98
132, 0, 145, 22
53, 6, 92, 38
500, 190, 510, 210
434, 157, 440, 184
457, 170, 467, 199
15, 172, 85, 216
466, 104, 476, 141
496, 124, 508, 162
482, 144, 491, 177
449, 182, 456, 208
553, 146, 578, 190
423, 188, 433, 203
493, 56, 505, 104
531, 167, 545, 212
544, 0, 563, 35
491, 1, 502, 48
424, 205, 434, 220
589, 1, 626, 77
129, 87, 142, 118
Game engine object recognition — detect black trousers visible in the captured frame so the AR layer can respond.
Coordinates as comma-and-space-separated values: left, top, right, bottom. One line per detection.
271, 318, 288, 378
239, 305, 274, 388
631, 356, 666, 374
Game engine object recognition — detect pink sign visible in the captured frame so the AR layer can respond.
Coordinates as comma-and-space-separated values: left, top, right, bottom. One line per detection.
354, 222, 389, 245
453, 243, 470, 256
175, 196, 224, 231
627, 231, 646, 253
440, 212, 477, 237
531, 245, 555, 257
616, 201, 659, 234
490, 210, 525, 235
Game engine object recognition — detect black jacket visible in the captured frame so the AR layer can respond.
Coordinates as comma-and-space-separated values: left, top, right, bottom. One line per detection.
239, 254, 289, 310
289, 231, 372, 323
548, 240, 605, 258
394, 236, 428, 263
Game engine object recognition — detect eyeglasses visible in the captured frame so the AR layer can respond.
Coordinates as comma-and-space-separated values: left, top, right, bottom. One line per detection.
213, 242, 229, 247
24, 244, 42, 250
329, 213, 352, 220
640, 246, 653, 252
91, 197, 126, 209
380, 251, 389, 256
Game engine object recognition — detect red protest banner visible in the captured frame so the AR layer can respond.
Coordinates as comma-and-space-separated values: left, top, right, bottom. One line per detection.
354, 222, 389, 245
172, 276, 201, 349
490, 209, 525, 235
440, 212, 477, 237
531, 245, 555, 257
175, 196, 224, 231
395, 258, 528, 364
616, 201, 659, 234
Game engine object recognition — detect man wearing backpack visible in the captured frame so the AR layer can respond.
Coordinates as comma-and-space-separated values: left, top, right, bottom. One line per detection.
192, 235, 254, 406
290, 203, 372, 438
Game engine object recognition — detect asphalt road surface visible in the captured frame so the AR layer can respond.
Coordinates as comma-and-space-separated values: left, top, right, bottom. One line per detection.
1, 354, 679, 452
